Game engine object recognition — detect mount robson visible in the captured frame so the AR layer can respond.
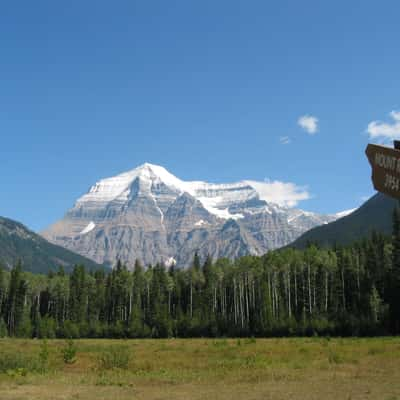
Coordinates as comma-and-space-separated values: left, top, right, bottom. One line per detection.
42, 163, 346, 268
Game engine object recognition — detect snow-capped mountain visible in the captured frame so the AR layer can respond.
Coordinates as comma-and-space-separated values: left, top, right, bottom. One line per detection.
42, 163, 340, 267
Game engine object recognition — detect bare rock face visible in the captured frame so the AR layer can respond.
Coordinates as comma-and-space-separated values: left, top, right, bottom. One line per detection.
41, 163, 338, 268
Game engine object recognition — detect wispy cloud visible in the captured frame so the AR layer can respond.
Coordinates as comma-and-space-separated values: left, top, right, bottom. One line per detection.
298, 115, 318, 135
245, 180, 310, 208
279, 136, 291, 145
367, 110, 400, 141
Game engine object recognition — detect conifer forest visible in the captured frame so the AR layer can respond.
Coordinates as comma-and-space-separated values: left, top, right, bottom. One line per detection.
2, 208, 400, 339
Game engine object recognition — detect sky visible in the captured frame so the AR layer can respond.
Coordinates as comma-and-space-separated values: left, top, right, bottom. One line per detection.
1, 0, 400, 231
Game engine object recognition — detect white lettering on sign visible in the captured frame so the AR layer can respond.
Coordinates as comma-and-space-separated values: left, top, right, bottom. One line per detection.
374, 153, 399, 171
384, 173, 400, 191
366, 144, 400, 199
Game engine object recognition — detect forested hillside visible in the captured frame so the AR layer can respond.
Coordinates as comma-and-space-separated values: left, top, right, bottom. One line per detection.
1, 208, 400, 339
0, 216, 104, 273
290, 193, 397, 248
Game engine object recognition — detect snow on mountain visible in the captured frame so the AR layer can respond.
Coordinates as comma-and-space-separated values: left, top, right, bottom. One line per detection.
75, 163, 307, 221
77, 163, 183, 205
333, 209, 357, 219
80, 221, 96, 235
164, 257, 177, 268
42, 163, 344, 268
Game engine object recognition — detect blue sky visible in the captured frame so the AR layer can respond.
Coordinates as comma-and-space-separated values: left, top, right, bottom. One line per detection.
1, 0, 399, 231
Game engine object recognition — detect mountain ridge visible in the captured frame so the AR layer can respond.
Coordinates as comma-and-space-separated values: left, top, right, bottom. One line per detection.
289, 193, 397, 248
42, 163, 343, 267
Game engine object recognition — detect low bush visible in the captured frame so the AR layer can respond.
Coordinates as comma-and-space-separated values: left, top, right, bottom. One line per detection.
61, 338, 77, 364
38, 339, 50, 373
98, 345, 131, 370
0, 345, 49, 375
0, 352, 35, 373
328, 349, 343, 364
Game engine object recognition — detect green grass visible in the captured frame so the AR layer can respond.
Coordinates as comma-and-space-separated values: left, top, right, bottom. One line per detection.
0, 337, 399, 399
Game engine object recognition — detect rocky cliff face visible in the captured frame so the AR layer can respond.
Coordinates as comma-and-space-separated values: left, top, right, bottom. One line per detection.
42, 163, 339, 268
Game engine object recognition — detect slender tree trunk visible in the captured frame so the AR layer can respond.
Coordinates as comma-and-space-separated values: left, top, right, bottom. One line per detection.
294, 267, 298, 311
325, 270, 329, 313
129, 292, 132, 318
302, 272, 306, 322
341, 267, 346, 310
271, 274, 275, 318
313, 270, 317, 310
308, 264, 312, 314
245, 276, 250, 325
356, 256, 361, 302
288, 270, 291, 318
240, 281, 244, 329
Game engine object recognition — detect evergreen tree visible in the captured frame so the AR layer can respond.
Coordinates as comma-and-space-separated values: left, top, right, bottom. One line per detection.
2, 230, 399, 338
6, 261, 24, 335
389, 206, 400, 333
69, 265, 87, 326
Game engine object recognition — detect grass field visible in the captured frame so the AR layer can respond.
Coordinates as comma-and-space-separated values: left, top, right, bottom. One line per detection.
0, 337, 400, 400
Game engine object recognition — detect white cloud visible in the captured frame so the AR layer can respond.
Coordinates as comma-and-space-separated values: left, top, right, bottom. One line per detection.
279, 136, 291, 145
245, 180, 310, 208
298, 115, 318, 134
367, 110, 400, 141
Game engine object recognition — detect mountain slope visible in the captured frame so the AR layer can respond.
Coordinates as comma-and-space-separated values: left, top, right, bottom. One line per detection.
0, 216, 105, 273
289, 193, 397, 248
42, 163, 340, 267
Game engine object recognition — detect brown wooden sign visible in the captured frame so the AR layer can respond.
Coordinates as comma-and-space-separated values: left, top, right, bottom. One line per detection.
366, 143, 400, 199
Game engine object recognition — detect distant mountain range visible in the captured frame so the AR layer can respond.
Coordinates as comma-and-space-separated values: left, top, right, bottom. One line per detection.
42, 163, 344, 268
0, 216, 104, 273
290, 193, 397, 248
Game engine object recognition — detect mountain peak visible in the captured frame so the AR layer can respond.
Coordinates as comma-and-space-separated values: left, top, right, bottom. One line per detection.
73, 163, 339, 224
75, 163, 184, 206
44, 163, 343, 267
135, 162, 167, 174
132, 163, 185, 189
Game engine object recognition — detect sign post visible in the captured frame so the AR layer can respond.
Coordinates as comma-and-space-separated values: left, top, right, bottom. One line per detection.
366, 143, 400, 199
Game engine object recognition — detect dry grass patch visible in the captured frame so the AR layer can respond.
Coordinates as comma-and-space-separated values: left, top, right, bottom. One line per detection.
0, 337, 400, 399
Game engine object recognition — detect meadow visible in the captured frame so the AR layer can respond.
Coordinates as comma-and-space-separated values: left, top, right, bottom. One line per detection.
0, 337, 399, 400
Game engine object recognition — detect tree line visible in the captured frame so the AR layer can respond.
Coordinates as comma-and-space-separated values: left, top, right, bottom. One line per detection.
1, 209, 400, 338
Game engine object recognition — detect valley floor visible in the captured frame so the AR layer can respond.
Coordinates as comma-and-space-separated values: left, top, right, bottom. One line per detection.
0, 337, 399, 400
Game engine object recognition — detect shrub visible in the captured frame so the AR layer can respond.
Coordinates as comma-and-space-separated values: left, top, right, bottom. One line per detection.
328, 350, 342, 364
16, 313, 33, 338
0, 341, 52, 375
98, 346, 131, 370
0, 352, 35, 373
38, 339, 50, 373
368, 346, 384, 355
60, 321, 80, 339
38, 317, 56, 339
6, 367, 28, 377
213, 339, 228, 347
0, 319, 7, 337
62, 338, 77, 364
244, 337, 256, 344
88, 321, 104, 338
107, 321, 126, 338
